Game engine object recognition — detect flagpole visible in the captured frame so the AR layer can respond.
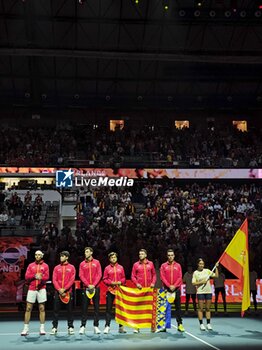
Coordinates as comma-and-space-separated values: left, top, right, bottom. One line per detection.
201, 263, 218, 289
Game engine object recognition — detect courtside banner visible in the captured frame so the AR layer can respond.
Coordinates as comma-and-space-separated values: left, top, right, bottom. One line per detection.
0, 237, 33, 303
0, 167, 262, 179
181, 279, 262, 303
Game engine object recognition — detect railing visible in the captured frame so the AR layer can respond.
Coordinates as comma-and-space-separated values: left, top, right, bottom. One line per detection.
0, 227, 42, 237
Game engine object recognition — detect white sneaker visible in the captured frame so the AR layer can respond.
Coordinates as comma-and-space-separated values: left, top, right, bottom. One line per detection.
200, 324, 206, 331
118, 326, 127, 334
94, 326, 101, 334
103, 326, 110, 334
79, 326, 85, 335
206, 324, 213, 331
21, 327, 29, 336
133, 328, 140, 333
68, 327, 74, 335
50, 327, 57, 335
39, 326, 46, 335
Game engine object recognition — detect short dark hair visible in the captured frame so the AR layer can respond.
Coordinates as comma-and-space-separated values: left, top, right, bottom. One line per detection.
167, 249, 174, 254
60, 251, 70, 258
197, 258, 204, 265
139, 248, 147, 255
84, 247, 93, 253
108, 252, 117, 259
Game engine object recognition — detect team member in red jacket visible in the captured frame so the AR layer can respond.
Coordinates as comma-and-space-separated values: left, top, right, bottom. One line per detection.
103, 252, 126, 334
50, 251, 76, 335
131, 249, 156, 333
160, 249, 185, 332
79, 247, 102, 334
21, 250, 49, 336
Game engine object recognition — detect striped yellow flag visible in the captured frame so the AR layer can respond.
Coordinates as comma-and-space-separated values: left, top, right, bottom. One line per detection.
219, 218, 250, 316
115, 286, 155, 328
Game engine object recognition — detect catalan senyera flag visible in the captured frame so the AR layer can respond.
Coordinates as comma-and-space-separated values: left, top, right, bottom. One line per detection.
115, 286, 171, 331
218, 218, 250, 316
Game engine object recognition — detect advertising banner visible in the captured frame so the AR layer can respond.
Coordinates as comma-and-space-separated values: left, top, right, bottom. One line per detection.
0, 167, 262, 179
0, 237, 33, 304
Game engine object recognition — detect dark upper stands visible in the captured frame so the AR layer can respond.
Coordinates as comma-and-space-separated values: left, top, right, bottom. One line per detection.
0, 123, 262, 167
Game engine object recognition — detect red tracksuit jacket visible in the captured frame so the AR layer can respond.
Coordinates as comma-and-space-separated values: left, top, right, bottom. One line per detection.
79, 258, 102, 287
131, 259, 156, 287
103, 263, 126, 289
52, 262, 76, 292
25, 260, 49, 291
160, 261, 182, 290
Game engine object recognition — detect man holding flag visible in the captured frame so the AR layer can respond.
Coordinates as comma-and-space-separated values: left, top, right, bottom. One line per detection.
115, 251, 167, 333
131, 249, 156, 333
103, 252, 126, 334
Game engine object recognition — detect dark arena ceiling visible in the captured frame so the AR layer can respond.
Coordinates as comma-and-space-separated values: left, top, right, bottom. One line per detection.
0, 0, 262, 111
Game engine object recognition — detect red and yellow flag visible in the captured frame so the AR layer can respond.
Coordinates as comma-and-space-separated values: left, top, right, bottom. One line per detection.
219, 218, 250, 316
115, 286, 156, 328
115, 286, 171, 331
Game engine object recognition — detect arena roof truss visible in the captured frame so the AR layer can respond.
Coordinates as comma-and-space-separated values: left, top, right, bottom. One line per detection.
0, 0, 262, 111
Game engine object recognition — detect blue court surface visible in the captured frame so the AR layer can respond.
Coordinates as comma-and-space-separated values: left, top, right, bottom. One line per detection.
0, 317, 261, 350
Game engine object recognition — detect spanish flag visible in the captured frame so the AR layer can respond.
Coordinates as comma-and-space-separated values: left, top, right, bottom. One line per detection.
115, 286, 171, 331
219, 218, 250, 316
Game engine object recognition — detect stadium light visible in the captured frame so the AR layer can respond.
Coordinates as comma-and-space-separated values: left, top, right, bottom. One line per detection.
224, 10, 232, 17
163, 0, 169, 11
209, 10, 216, 17
231, 0, 237, 12
179, 9, 186, 17
256, 1, 262, 9
194, 10, 201, 17
240, 10, 246, 18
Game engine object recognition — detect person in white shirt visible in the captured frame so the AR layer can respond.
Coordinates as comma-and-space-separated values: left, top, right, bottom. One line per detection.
192, 258, 219, 331
213, 266, 227, 314
183, 266, 197, 314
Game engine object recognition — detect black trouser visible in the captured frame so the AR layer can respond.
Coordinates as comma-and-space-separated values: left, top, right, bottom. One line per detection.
171, 289, 183, 325
214, 287, 227, 311
81, 287, 100, 327
185, 293, 197, 311
52, 291, 74, 328
251, 290, 257, 310
105, 291, 123, 327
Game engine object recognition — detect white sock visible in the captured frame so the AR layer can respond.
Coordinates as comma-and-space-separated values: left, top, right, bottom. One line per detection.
40, 324, 45, 329
24, 324, 29, 330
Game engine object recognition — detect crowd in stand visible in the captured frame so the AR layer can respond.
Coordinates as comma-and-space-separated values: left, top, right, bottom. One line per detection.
0, 190, 43, 228
0, 123, 262, 167
38, 182, 262, 278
